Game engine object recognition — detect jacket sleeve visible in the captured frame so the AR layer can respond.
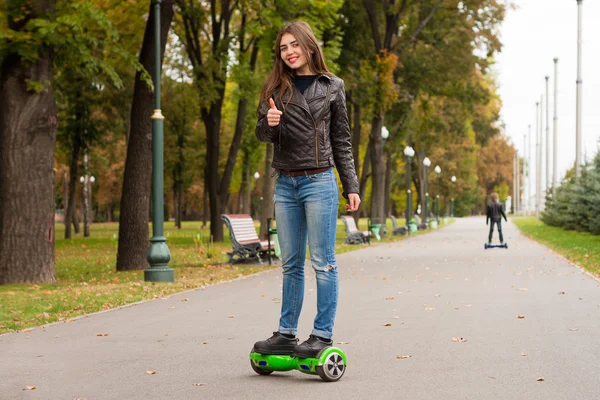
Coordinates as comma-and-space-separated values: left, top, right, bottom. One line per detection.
501, 205, 507, 221
486, 204, 490, 224
255, 100, 280, 144
330, 79, 359, 198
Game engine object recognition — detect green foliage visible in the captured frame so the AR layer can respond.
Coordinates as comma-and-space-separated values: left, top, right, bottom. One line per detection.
542, 152, 600, 235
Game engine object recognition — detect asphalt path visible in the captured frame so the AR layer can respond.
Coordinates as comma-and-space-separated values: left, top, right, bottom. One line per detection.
2, 217, 599, 400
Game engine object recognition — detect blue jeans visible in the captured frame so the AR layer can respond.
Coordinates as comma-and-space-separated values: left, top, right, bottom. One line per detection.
275, 168, 339, 339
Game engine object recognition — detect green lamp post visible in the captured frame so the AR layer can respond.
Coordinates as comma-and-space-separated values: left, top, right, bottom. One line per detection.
403, 146, 415, 230
423, 157, 431, 225
145, 0, 174, 283
451, 175, 456, 217
434, 165, 441, 224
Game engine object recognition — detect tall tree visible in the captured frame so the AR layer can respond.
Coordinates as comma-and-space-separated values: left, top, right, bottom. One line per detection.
0, 0, 58, 284
117, 0, 175, 271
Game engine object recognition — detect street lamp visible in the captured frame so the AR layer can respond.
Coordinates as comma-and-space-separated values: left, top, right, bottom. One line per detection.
434, 165, 441, 224
423, 157, 431, 225
79, 174, 95, 237
145, 0, 174, 282
253, 172, 260, 220
403, 146, 415, 229
451, 175, 456, 217
381, 126, 390, 140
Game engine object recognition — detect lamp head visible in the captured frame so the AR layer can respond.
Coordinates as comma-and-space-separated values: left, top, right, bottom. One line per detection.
423, 157, 431, 167
403, 146, 415, 157
451, 175, 457, 183
381, 126, 389, 140
434, 165, 441, 174
253, 172, 260, 179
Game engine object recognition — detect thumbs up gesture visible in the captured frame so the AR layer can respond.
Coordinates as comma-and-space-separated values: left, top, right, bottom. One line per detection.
267, 98, 283, 127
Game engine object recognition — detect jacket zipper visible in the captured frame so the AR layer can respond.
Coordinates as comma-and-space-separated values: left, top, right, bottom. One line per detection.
286, 101, 318, 166
286, 82, 332, 168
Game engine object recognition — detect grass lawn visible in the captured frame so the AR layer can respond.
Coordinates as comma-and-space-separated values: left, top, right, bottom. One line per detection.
0, 217, 451, 334
513, 217, 600, 278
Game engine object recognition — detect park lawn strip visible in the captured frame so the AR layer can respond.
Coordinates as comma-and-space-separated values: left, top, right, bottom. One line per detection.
513, 217, 600, 278
0, 218, 452, 334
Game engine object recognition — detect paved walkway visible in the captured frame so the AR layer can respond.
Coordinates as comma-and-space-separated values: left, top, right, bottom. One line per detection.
2, 217, 599, 400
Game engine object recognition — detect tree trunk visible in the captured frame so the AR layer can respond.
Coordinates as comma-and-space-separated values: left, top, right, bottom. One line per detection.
356, 141, 371, 221
82, 150, 90, 237
116, 0, 174, 271
369, 116, 385, 226
259, 144, 275, 239
383, 150, 393, 225
242, 151, 250, 214
0, 0, 57, 284
202, 167, 209, 227
202, 97, 225, 242
65, 131, 82, 239
62, 171, 68, 222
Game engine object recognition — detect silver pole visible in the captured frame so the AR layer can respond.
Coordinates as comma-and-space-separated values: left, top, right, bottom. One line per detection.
528, 124, 531, 214
575, 0, 583, 177
513, 154, 516, 214
545, 76, 550, 192
524, 132, 527, 215
553, 58, 559, 194
516, 153, 520, 214
536, 101, 540, 219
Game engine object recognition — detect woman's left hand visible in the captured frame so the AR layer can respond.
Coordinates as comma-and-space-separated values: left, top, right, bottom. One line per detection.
346, 193, 361, 212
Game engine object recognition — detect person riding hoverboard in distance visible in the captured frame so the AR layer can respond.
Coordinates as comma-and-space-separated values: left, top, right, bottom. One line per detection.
486, 192, 507, 246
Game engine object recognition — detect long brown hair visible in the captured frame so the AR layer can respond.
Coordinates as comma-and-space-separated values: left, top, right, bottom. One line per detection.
258, 21, 333, 111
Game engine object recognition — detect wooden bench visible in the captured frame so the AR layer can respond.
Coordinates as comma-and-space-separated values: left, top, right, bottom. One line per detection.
340, 215, 370, 244
389, 215, 407, 236
222, 214, 274, 264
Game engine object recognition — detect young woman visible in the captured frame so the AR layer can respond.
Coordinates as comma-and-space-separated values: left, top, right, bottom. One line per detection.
253, 21, 360, 358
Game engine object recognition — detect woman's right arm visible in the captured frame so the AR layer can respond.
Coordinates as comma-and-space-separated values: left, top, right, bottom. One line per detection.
255, 100, 280, 143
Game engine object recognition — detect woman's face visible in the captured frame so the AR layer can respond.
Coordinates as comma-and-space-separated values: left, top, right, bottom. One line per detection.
279, 33, 312, 75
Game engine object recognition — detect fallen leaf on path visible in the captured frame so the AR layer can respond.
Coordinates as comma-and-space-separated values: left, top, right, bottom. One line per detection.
536, 377, 545, 382
434, 294, 441, 297
192, 383, 207, 386
23, 386, 36, 391
569, 328, 579, 331
518, 288, 529, 291
488, 376, 496, 379
516, 315, 526, 319
393, 316, 400, 319
385, 296, 394, 300
146, 370, 156, 375
454, 308, 460, 310
425, 307, 435, 311
336, 341, 350, 344
202, 341, 208, 344
520, 353, 528, 357
96, 333, 109, 336
228, 315, 235, 318
452, 337, 467, 342
383, 323, 392, 327
558, 291, 566, 295
22, 328, 33, 333
396, 355, 411, 359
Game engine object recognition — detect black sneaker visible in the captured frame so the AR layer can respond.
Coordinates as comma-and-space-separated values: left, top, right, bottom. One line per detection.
253, 332, 298, 355
293, 335, 333, 358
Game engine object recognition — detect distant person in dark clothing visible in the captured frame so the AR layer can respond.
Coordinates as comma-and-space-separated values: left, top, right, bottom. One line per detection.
486, 192, 507, 244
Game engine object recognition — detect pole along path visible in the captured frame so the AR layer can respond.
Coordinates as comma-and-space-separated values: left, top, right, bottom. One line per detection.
2, 218, 599, 399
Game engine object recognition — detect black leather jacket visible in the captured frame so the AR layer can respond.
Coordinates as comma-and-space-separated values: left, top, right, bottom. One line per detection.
255, 74, 359, 197
486, 201, 507, 223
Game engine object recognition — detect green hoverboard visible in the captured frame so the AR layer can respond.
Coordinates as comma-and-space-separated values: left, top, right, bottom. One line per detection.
249, 347, 347, 382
